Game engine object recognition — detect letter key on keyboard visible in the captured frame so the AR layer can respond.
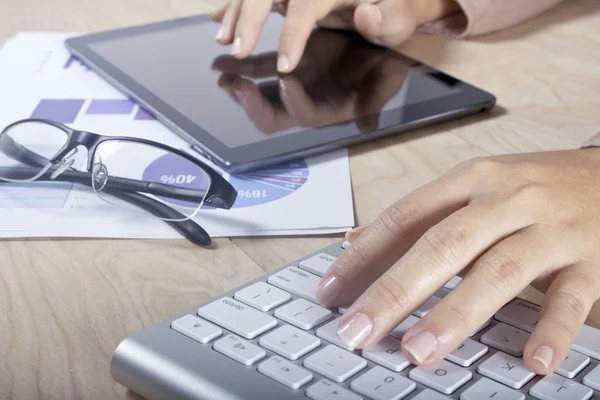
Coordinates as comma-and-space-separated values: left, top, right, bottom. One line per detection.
299, 253, 337, 277
213, 334, 266, 366
257, 356, 313, 389
480, 323, 529, 357
274, 298, 332, 330
258, 325, 320, 360
497, 299, 600, 360
350, 366, 416, 400
389, 315, 420, 339
306, 379, 361, 400
362, 336, 411, 372
303, 345, 367, 383
408, 359, 472, 394
477, 352, 535, 389
234, 282, 290, 311
582, 364, 600, 391
460, 377, 525, 400
197, 297, 277, 339
267, 267, 321, 303
445, 338, 488, 367
555, 350, 589, 379
530, 373, 593, 400
170, 315, 222, 344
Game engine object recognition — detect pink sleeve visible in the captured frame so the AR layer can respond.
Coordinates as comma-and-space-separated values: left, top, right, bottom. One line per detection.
418, 0, 566, 37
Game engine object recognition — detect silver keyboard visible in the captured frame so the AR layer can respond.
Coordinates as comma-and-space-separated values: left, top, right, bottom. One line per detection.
111, 241, 600, 400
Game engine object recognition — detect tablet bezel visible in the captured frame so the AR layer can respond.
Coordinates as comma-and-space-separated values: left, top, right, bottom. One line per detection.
65, 14, 496, 172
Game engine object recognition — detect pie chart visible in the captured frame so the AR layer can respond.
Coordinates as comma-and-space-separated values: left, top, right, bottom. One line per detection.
143, 151, 309, 209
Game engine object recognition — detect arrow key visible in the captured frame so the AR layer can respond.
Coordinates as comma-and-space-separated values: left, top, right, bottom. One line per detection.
480, 323, 530, 357
306, 379, 362, 400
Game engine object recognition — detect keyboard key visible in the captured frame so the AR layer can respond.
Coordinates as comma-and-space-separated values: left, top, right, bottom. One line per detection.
338, 306, 348, 315
198, 297, 277, 339
234, 282, 290, 311
304, 345, 367, 383
530, 373, 593, 400
362, 336, 411, 372
213, 334, 266, 366
495, 299, 540, 333
350, 366, 416, 400
555, 350, 589, 379
342, 241, 351, 249
497, 298, 600, 359
477, 352, 535, 389
306, 379, 361, 400
444, 276, 462, 289
460, 377, 525, 400
170, 314, 222, 344
390, 315, 420, 339
408, 359, 472, 394
445, 338, 488, 367
572, 324, 600, 360
257, 356, 313, 389
412, 389, 451, 400
480, 323, 529, 357
413, 296, 441, 317
582, 364, 600, 391
268, 267, 321, 303
258, 324, 320, 360
274, 298, 332, 330
316, 318, 355, 351
469, 319, 491, 337
299, 253, 337, 277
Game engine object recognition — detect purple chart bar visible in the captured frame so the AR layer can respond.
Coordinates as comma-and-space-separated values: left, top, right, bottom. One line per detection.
86, 99, 135, 115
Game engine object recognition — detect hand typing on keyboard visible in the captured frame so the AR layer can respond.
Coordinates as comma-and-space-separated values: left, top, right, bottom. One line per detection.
315, 150, 600, 376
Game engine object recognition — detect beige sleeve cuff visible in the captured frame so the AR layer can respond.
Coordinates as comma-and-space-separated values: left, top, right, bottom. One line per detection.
581, 132, 600, 149
417, 0, 565, 38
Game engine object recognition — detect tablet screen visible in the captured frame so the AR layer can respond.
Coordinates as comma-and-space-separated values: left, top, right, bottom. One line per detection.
88, 15, 461, 149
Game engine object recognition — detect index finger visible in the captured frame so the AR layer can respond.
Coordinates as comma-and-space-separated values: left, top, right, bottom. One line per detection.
315, 164, 474, 307
276, 0, 338, 73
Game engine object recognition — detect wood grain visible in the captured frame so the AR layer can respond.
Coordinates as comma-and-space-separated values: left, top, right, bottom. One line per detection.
0, 0, 599, 398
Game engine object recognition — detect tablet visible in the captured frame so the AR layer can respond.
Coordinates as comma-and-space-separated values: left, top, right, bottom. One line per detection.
65, 13, 496, 173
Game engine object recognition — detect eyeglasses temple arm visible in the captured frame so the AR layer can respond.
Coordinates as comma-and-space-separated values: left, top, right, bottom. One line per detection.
102, 188, 211, 246
0, 167, 211, 246
0, 133, 51, 168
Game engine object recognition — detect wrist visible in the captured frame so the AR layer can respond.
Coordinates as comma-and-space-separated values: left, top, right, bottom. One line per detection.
413, 0, 461, 25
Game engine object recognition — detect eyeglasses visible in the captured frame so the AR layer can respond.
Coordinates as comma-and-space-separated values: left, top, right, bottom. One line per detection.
0, 118, 238, 246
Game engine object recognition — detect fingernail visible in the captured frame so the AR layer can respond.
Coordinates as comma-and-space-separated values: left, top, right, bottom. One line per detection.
277, 55, 290, 73
337, 313, 373, 348
232, 37, 242, 55
533, 346, 554, 369
345, 226, 367, 243
216, 25, 226, 40
316, 275, 342, 304
404, 331, 437, 363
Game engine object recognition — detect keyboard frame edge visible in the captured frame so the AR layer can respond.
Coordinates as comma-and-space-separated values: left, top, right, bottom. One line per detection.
110, 240, 600, 400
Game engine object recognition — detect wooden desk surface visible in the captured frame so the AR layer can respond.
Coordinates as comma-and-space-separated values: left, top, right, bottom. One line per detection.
1, 0, 599, 398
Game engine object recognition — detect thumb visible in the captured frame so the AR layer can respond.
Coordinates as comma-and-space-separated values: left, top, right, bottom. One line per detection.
353, 0, 418, 48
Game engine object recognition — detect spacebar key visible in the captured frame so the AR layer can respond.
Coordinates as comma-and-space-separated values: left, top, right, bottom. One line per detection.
198, 297, 277, 339
268, 267, 321, 303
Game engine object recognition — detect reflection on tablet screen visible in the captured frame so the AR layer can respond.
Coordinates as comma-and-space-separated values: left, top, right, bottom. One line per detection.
89, 16, 461, 148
